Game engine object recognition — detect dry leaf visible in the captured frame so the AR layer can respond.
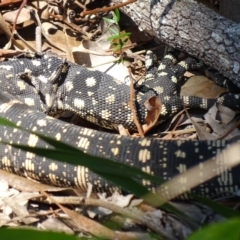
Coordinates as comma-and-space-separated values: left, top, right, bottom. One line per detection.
204, 104, 240, 139
205, 103, 236, 124
38, 217, 74, 234
2, 8, 31, 24
142, 96, 162, 134
181, 75, 227, 98
2, 195, 39, 225
184, 108, 216, 140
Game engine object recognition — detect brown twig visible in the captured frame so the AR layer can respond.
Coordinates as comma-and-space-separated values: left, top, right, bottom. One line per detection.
81, 0, 136, 17
41, 190, 152, 240
163, 112, 184, 139
0, 49, 25, 57
0, 12, 24, 49
47, 12, 91, 40
128, 67, 144, 136
43, 196, 174, 238
10, 0, 27, 42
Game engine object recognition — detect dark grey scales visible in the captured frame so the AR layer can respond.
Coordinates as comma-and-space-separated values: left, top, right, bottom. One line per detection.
0, 51, 240, 199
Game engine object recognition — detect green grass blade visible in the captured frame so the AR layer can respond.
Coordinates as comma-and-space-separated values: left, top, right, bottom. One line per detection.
114, 8, 120, 22
191, 194, 240, 218
187, 218, 240, 240
2, 142, 163, 185
0, 228, 82, 240
102, 17, 115, 24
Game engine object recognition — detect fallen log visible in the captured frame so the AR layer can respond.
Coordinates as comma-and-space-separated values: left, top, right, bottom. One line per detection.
112, 0, 240, 86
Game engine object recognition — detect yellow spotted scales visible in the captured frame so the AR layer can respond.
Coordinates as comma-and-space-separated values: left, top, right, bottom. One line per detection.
0, 51, 240, 199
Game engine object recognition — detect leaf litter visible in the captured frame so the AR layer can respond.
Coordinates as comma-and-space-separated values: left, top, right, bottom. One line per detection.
0, 0, 240, 239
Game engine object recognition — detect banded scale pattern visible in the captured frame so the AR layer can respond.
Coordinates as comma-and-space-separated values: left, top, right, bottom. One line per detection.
0, 51, 240, 199
0, 51, 239, 133
0, 91, 240, 199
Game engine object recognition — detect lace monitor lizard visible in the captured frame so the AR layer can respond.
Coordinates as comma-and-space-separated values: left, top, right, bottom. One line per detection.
0, 51, 239, 199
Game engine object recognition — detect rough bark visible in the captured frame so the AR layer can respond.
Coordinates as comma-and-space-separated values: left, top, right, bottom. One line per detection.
111, 0, 240, 86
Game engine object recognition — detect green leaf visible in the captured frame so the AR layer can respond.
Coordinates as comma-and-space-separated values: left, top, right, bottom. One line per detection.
102, 17, 116, 24
109, 35, 122, 41
0, 117, 77, 152
113, 45, 121, 52
187, 218, 240, 240
0, 228, 80, 240
0, 140, 197, 220
112, 12, 118, 23
118, 32, 131, 38
0, 116, 164, 187
109, 27, 120, 36
110, 33, 130, 41
0, 117, 21, 128
107, 35, 117, 41
0, 118, 192, 219
3, 142, 163, 187
0, 116, 206, 220
113, 8, 120, 23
